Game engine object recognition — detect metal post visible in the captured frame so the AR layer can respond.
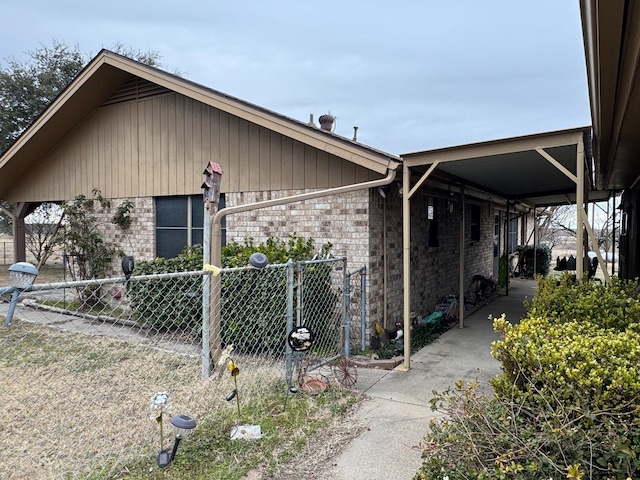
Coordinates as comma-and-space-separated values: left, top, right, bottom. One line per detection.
576, 138, 585, 279
343, 259, 350, 358
533, 207, 538, 277
401, 162, 411, 370
612, 192, 616, 276
296, 263, 303, 328
458, 188, 465, 329
505, 201, 509, 296
285, 259, 294, 384
5, 289, 20, 326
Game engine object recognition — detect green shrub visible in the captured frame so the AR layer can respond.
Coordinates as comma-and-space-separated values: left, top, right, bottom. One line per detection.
416, 379, 640, 480
527, 274, 640, 331
515, 244, 552, 277
416, 277, 640, 480
129, 236, 336, 354
492, 314, 640, 409
128, 245, 203, 332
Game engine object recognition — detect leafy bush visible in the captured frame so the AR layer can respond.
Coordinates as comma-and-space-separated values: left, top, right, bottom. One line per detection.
128, 245, 203, 332
416, 277, 640, 480
527, 274, 640, 332
492, 314, 640, 409
417, 379, 640, 480
225, 237, 339, 355
129, 236, 336, 354
515, 244, 552, 277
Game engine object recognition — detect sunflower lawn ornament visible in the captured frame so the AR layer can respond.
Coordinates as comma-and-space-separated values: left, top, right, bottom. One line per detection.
218, 345, 262, 440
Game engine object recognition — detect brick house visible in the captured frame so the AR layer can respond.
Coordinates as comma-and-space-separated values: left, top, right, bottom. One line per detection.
1, 50, 596, 352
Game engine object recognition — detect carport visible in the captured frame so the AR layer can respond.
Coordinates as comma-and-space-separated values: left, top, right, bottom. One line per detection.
397, 127, 611, 370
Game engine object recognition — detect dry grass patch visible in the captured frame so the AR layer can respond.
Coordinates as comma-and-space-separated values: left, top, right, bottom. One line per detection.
0, 319, 360, 479
0, 320, 283, 479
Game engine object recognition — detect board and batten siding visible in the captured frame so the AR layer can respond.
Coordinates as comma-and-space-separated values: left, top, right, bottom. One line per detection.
12, 92, 380, 202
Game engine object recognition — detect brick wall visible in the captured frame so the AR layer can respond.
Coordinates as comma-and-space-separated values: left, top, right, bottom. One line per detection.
383, 195, 496, 326
94, 197, 155, 276
93, 190, 498, 347
226, 189, 371, 266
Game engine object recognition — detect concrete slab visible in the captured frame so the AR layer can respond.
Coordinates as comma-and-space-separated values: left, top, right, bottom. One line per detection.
318, 278, 537, 480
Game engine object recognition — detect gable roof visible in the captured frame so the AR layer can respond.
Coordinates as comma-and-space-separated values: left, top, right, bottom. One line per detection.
0, 49, 400, 200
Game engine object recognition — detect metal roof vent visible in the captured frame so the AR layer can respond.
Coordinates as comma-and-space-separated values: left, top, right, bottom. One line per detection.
319, 113, 336, 132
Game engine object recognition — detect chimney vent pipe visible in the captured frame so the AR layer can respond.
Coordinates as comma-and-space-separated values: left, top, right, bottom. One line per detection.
319, 113, 336, 132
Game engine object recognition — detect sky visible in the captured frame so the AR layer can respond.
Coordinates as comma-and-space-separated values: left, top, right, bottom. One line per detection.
0, 0, 591, 155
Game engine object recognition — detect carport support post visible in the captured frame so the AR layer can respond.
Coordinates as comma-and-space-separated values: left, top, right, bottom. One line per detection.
401, 163, 411, 370
505, 202, 510, 296
533, 207, 538, 277
458, 189, 465, 329
576, 137, 585, 279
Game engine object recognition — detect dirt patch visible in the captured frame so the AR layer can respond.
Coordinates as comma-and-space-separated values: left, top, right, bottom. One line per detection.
253, 395, 370, 480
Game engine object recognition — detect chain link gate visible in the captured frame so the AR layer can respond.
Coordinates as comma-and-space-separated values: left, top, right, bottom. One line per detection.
0, 256, 352, 479
347, 266, 367, 352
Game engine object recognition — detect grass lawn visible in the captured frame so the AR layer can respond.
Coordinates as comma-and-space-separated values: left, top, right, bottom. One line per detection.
0, 319, 362, 479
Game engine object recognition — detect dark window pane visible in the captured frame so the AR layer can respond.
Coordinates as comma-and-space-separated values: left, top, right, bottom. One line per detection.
191, 195, 204, 228
156, 197, 187, 227
192, 229, 203, 246
156, 229, 187, 258
471, 205, 481, 241
219, 193, 226, 247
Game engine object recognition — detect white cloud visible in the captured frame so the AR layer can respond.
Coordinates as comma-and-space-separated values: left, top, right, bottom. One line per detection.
0, 0, 590, 154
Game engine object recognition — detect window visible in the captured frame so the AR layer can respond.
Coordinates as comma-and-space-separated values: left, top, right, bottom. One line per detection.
428, 197, 439, 247
508, 214, 518, 254
470, 205, 481, 242
155, 194, 226, 258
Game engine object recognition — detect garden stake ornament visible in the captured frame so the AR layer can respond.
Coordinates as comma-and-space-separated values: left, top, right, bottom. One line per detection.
284, 326, 315, 411
150, 391, 172, 461
219, 345, 242, 419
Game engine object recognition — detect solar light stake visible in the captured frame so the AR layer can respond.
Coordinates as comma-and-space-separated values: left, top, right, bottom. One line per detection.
157, 414, 197, 468
2, 262, 38, 326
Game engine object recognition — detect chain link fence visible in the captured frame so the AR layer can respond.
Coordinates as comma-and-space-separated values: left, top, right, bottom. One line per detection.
0, 241, 12, 265
0, 257, 361, 479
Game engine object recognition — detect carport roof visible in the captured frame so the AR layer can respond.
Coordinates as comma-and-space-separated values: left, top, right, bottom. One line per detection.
400, 127, 608, 208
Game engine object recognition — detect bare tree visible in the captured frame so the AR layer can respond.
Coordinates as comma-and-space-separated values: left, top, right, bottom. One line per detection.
537, 199, 619, 254
25, 202, 63, 267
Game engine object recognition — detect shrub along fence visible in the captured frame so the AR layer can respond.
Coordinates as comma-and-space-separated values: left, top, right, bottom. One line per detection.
0, 257, 363, 479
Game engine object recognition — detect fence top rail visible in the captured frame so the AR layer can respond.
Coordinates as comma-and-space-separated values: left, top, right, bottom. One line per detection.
298, 257, 347, 267
23, 270, 208, 292
5, 261, 294, 292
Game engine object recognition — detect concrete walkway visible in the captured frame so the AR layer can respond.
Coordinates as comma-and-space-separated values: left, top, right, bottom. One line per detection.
320, 278, 537, 480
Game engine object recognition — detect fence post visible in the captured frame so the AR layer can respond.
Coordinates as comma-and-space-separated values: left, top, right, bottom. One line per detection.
343, 258, 350, 358
285, 259, 294, 384
202, 198, 212, 378
296, 262, 303, 328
